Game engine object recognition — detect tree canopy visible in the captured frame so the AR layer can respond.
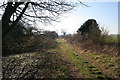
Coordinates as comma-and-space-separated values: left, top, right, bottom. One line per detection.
77, 19, 101, 43
77, 19, 101, 35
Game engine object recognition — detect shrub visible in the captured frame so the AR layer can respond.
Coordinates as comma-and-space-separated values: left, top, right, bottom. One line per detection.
65, 19, 119, 56
21, 35, 56, 53
2, 25, 57, 56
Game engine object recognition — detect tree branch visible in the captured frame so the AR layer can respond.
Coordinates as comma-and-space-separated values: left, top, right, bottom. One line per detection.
3, 2, 29, 38
0, 3, 7, 8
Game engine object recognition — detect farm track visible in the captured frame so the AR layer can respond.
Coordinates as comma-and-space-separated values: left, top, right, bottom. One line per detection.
70, 44, 120, 79
2, 38, 119, 79
71, 45, 119, 79
59, 49, 84, 78
56, 38, 119, 79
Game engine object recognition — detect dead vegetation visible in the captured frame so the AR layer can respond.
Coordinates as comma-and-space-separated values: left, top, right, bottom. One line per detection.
2, 51, 71, 79
65, 19, 119, 56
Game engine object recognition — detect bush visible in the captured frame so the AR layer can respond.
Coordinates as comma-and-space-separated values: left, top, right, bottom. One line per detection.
65, 19, 119, 56
77, 19, 101, 44
2, 23, 26, 56
2, 25, 57, 56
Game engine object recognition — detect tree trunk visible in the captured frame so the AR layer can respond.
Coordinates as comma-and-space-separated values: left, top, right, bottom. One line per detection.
2, 2, 23, 38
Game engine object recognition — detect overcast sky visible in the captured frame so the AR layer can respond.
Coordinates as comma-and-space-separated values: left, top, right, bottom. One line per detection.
37, 1, 118, 35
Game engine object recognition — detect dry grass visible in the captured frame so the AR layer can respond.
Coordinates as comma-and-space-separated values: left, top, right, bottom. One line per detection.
65, 34, 119, 56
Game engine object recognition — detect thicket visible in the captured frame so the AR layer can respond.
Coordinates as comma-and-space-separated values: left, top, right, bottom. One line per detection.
2, 22, 58, 56
65, 19, 119, 56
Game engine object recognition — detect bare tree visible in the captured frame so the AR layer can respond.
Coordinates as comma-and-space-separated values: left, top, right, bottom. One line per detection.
0, 0, 76, 38
61, 29, 67, 36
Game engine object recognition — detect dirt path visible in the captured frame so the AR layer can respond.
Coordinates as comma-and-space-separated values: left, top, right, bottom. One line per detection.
69, 43, 119, 79
60, 52, 84, 78
72, 47, 118, 78
56, 38, 119, 79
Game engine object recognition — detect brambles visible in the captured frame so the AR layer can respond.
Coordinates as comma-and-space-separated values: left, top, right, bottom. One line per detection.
65, 19, 119, 56
2, 24, 58, 56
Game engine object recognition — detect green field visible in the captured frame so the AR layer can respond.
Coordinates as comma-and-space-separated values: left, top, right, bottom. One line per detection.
105, 35, 118, 43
